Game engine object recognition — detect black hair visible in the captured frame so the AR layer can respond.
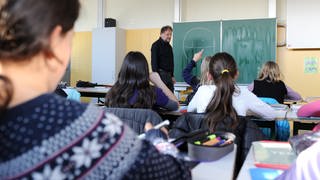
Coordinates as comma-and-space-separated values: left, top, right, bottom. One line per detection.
105, 51, 156, 108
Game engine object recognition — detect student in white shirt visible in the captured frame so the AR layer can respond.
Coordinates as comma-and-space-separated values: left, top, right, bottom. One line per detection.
187, 52, 276, 120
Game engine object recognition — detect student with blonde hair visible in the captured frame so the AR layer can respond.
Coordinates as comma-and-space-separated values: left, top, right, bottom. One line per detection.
182, 49, 213, 104
248, 61, 301, 103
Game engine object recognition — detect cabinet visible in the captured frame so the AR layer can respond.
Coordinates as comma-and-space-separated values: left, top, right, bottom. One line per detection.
92, 27, 126, 84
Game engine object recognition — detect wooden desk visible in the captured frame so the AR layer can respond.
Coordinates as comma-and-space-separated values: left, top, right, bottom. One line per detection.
76, 87, 110, 98
192, 145, 237, 180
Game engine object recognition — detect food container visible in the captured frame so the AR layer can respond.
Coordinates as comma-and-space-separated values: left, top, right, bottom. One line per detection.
187, 132, 235, 161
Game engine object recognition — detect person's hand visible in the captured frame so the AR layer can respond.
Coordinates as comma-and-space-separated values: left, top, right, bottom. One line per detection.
193, 49, 204, 62
145, 122, 169, 136
172, 77, 176, 84
144, 122, 178, 157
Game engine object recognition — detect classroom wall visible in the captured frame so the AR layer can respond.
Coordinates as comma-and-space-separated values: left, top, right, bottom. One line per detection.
126, 28, 160, 71
105, 0, 174, 29
70, 32, 92, 86
71, 0, 320, 98
276, 0, 320, 98
74, 0, 98, 31
182, 0, 269, 21
71, 0, 97, 88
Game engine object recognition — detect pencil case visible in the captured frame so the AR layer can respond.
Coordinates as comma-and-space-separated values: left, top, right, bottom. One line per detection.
187, 131, 235, 162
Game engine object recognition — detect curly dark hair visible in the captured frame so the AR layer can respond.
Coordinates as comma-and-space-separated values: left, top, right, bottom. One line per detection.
0, 0, 80, 113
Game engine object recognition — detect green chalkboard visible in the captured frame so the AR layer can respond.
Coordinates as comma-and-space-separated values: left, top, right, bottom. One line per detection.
172, 18, 276, 84
173, 21, 221, 82
222, 18, 276, 84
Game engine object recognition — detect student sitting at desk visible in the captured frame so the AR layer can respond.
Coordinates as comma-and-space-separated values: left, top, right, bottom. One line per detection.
0, 1, 190, 179
187, 53, 276, 120
105, 51, 179, 111
182, 49, 212, 104
248, 61, 302, 104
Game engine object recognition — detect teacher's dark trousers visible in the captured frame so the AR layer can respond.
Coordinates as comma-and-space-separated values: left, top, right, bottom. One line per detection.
158, 69, 174, 92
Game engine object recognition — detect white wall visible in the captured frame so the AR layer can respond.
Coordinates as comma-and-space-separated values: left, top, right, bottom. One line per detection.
182, 0, 269, 21
105, 0, 270, 29
105, 0, 174, 29
74, 0, 98, 32
277, 0, 287, 23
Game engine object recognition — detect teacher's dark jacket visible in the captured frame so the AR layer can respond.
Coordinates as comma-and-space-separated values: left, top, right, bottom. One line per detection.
151, 37, 174, 76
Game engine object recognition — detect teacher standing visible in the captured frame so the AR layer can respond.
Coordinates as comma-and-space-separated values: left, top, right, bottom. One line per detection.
151, 25, 175, 92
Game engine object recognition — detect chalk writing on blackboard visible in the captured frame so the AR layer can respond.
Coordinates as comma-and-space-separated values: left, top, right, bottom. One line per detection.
183, 27, 217, 59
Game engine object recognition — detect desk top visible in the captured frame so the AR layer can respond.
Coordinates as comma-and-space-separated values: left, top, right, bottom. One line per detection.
274, 109, 320, 122
76, 87, 110, 93
237, 146, 255, 180
192, 145, 237, 180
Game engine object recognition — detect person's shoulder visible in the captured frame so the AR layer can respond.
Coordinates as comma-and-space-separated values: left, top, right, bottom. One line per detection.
51, 93, 88, 110
278, 80, 286, 86
151, 38, 161, 46
197, 85, 216, 93
237, 86, 255, 97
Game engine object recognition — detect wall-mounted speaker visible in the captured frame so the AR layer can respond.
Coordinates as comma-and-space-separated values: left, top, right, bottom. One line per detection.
105, 18, 116, 27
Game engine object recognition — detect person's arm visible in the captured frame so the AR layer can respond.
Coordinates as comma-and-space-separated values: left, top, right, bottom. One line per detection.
286, 85, 302, 101
150, 72, 179, 104
99, 111, 191, 179
182, 60, 198, 89
154, 87, 179, 111
187, 86, 212, 113
182, 50, 203, 90
123, 140, 191, 179
276, 140, 320, 180
247, 82, 254, 91
244, 89, 277, 120
297, 100, 320, 117
151, 43, 159, 72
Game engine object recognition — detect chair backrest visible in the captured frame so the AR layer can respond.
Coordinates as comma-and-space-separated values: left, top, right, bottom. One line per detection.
104, 107, 163, 134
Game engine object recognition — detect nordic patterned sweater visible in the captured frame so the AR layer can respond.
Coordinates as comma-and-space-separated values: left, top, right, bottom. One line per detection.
0, 94, 190, 180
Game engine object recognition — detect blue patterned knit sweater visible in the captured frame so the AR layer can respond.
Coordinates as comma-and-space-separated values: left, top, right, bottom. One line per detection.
0, 94, 190, 179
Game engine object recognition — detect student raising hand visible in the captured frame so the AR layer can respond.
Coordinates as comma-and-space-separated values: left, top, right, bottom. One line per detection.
193, 49, 204, 62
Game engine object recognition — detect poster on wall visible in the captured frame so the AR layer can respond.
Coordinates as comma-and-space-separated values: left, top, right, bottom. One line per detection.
304, 57, 319, 74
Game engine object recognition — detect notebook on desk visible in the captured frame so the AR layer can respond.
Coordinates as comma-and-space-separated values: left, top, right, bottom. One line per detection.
250, 168, 284, 180
252, 141, 296, 170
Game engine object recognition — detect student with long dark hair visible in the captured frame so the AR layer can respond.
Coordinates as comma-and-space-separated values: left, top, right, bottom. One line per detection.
188, 53, 276, 120
0, 0, 190, 179
105, 51, 179, 111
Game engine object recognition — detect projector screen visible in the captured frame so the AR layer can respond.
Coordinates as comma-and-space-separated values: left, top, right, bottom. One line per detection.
287, 0, 320, 49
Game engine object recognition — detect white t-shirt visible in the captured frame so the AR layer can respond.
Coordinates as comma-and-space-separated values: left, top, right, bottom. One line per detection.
187, 85, 276, 120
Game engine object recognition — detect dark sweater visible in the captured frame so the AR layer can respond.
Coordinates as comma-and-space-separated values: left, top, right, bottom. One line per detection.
151, 37, 174, 76
182, 60, 200, 91
0, 94, 190, 179
252, 79, 287, 104
182, 60, 201, 104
